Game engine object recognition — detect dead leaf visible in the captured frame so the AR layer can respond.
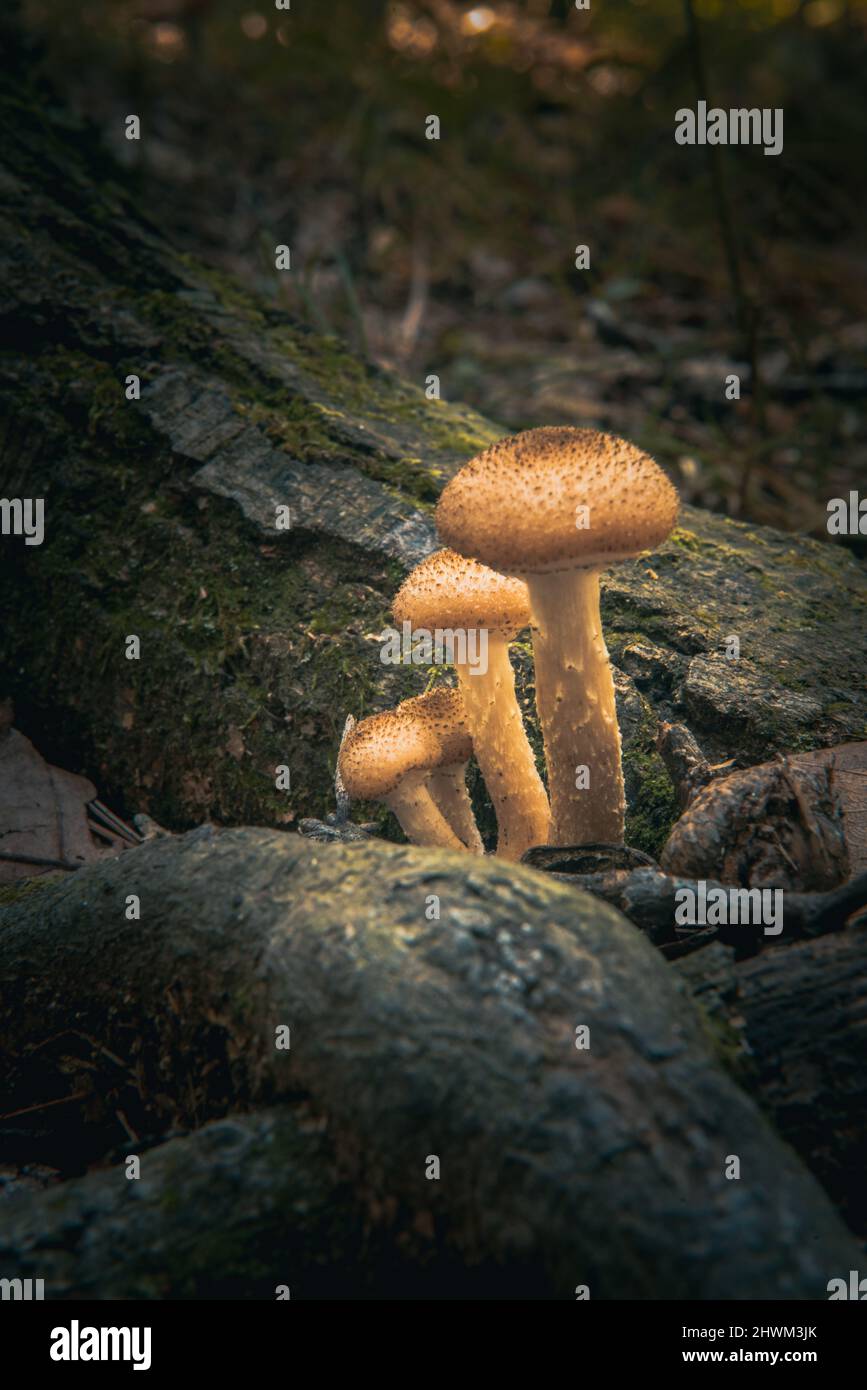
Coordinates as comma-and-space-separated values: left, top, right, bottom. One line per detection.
0, 728, 108, 880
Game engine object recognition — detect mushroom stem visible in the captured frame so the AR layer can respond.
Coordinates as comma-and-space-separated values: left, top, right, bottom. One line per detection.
454, 636, 551, 860
527, 568, 624, 845
383, 771, 467, 851
427, 763, 484, 854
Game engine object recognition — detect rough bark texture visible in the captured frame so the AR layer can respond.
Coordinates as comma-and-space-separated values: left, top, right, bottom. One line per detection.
676, 927, 867, 1243
0, 828, 861, 1298
0, 1111, 380, 1301
1, 50, 866, 861
661, 761, 849, 891
520, 849, 867, 957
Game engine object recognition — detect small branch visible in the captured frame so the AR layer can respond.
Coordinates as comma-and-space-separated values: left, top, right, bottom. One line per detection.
656, 720, 712, 809
333, 714, 356, 824
0, 851, 81, 871
0, 1091, 89, 1121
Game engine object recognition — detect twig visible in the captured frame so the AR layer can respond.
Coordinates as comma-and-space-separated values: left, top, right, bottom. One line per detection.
333, 714, 356, 825
0, 1091, 89, 1121
656, 720, 712, 809
87, 799, 144, 845
0, 851, 81, 871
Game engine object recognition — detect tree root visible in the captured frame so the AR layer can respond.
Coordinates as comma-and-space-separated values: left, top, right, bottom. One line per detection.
0, 825, 859, 1298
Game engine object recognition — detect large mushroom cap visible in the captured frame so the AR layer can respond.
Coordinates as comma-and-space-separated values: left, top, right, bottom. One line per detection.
436, 427, 678, 575
338, 708, 441, 800
401, 687, 473, 765
392, 549, 531, 634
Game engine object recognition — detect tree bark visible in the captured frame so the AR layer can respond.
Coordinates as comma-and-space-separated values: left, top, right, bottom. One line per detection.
676, 926, 867, 1242
0, 1110, 385, 1301
0, 828, 860, 1298
0, 24, 501, 835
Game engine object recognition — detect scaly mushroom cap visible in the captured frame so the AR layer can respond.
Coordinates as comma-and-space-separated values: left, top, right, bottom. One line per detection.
401, 687, 473, 766
338, 708, 442, 801
436, 427, 678, 574
392, 549, 531, 635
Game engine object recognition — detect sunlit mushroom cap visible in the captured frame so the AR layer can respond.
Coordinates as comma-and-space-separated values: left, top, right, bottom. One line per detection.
392, 549, 531, 634
338, 708, 441, 800
436, 427, 679, 575
401, 687, 473, 766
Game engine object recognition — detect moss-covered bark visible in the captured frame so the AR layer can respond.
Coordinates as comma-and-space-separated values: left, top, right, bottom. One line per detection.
0, 828, 861, 1298
1, 46, 865, 853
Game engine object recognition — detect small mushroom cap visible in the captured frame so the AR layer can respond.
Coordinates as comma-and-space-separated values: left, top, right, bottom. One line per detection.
392, 549, 531, 635
401, 687, 473, 766
436, 427, 679, 575
338, 708, 442, 800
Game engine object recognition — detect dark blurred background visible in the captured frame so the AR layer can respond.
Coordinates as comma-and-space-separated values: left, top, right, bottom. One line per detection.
16, 0, 867, 542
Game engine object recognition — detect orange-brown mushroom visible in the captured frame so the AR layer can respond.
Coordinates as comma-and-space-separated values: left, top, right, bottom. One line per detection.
338, 707, 465, 851
393, 550, 550, 859
401, 687, 483, 854
436, 427, 678, 845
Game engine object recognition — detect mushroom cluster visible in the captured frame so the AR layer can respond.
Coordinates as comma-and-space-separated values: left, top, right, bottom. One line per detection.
338, 426, 678, 857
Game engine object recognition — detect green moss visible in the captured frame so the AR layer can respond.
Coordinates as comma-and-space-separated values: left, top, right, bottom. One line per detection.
667, 527, 704, 553
623, 742, 679, 858
271, 321, 502, 465
159, 1187, 181, 1216
692, 998, 757, 1091
0, 876, 54, 908
0, 349, 418, 829
176, 256, 267, 325
350, 452, 442, 508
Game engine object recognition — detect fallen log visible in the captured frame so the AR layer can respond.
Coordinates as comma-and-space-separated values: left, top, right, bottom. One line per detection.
676, 925, 867, 1243
1, 26, 866, 851
520, 849, 867, 957
0, 826, 860, 1298
0, 1110, 381, 1301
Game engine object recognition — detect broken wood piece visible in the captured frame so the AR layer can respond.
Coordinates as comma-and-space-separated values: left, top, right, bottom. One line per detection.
660, 757, 848, 892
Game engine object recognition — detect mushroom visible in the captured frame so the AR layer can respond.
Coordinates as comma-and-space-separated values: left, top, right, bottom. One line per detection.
436, 427, 678, 846
338, 706, 466, 851
401, 687, 484, 854
393, 549, 551, 860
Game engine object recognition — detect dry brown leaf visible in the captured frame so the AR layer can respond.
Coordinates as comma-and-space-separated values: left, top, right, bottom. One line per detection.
0, 728, 108, 881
